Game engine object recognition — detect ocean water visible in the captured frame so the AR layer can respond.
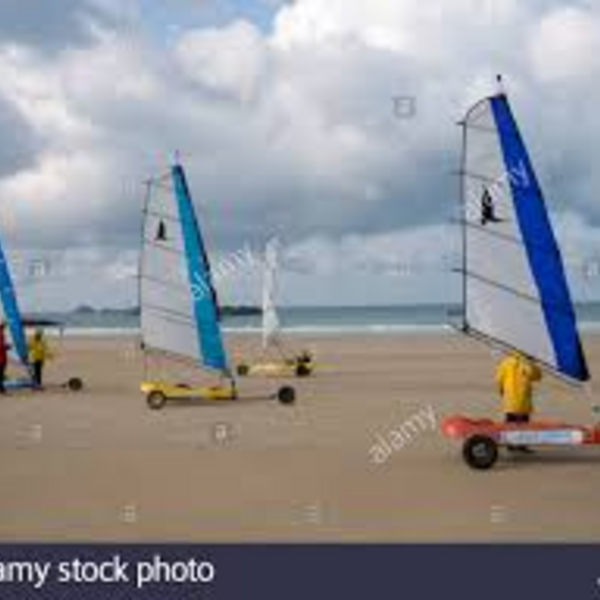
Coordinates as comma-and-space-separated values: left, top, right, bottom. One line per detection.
34, 303, 600, 336
222, 305, 457, 335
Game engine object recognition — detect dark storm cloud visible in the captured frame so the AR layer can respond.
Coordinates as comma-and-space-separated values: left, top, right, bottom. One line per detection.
0, 0, 115, 50
0, 95, 40, 177
0, 0, 599, 308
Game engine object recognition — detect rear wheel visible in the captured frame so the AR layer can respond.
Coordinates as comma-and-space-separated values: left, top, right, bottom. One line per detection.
237, 364, 250, 377
277, 386, 296, 405
462, 435, 498, 470
147, 390, 167, 410
67, 377, 84, 392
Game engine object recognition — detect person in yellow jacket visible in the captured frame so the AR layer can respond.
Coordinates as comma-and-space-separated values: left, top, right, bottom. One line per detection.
28, 328, 53, 388
496, 351, 542, 453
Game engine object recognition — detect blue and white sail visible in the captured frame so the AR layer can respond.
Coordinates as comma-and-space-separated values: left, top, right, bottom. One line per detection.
140, 163, 229, 375
262, 238, 281, 350
460, 91, 589, 383
0, 235, 31, 372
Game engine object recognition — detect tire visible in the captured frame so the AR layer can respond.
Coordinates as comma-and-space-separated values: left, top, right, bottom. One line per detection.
296, 363, 311, 378
237, 364, 250, 377
462, 435, 498, 471
67, 377, 84, 392
277, 386, 296, 405
147, 390, 167, 410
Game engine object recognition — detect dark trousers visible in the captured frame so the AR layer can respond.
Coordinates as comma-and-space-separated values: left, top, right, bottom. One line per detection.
505, 413, 531, 450
0, 361, 5, 394
33, 361, 44, 387
505, 413, 530, 424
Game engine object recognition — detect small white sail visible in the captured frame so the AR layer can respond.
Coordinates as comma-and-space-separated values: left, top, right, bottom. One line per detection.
262, 238, 280, 350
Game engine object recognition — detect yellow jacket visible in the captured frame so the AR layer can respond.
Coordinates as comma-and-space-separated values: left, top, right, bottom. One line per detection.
28, 336, 52, 363
496, 354, 542, 415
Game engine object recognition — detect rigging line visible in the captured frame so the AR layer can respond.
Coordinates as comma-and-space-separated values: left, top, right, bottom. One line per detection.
459, 323, 585, 388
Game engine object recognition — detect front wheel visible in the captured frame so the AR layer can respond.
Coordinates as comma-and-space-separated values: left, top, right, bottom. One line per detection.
277, 386, 296, 405
67, 377, 84, 392
147, 390, 167, 410
462, 435, 498, 470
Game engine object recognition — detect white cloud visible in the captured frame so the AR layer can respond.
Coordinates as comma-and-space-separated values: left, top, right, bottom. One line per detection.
176, 20, 267, 103
11, 246, 137, 312
0, 0, 598, 307
530, 6, 600, 82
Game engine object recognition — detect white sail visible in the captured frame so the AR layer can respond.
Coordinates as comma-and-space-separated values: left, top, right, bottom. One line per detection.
461, 92, 588, 382
262, 238, 280, 350
140, 165, 229, 373
141, 174, 199, 362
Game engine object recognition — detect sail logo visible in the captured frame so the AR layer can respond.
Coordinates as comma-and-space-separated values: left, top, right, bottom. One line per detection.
155, 221, 168, 242
368, 405, 437, 465
480, 188, 504, 226
191, 244, 258, 301
468, 159, 530, 225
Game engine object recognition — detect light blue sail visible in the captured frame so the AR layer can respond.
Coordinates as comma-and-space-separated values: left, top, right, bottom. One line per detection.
0, 237, 31, 371
490, 94, 589, 382
172, 164, 229, 375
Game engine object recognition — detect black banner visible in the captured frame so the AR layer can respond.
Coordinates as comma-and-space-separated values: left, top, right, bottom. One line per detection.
0, 544, 598, 599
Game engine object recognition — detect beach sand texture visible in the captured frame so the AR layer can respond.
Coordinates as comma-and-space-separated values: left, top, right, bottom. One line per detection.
0, 333, 599, 542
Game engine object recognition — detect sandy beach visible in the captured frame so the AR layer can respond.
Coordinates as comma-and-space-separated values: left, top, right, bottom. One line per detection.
0, 332, 599, 542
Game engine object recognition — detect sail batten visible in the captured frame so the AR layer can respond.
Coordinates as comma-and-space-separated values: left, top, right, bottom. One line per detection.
461, 93, 589, 383
463, 269, 578, 318
144, 302, 198, 324
464, 218, 562, 256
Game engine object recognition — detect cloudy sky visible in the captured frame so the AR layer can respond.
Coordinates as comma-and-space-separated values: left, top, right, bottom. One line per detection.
0, 0, 599, 310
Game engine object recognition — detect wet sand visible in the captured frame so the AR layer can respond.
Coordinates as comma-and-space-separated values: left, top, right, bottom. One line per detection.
0, 333, 599, 542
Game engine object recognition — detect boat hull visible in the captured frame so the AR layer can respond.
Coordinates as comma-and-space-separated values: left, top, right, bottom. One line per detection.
140, 380, 297, 409
442, 415, 600, 470
237, 359, 314, 378
443, 415, 600, 445
141, 381, 236, 403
